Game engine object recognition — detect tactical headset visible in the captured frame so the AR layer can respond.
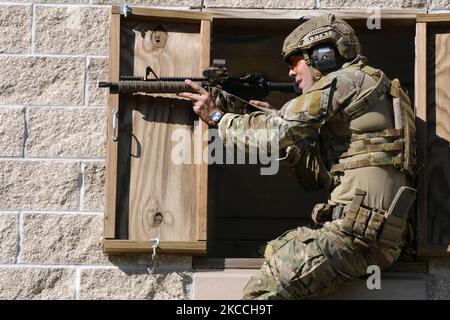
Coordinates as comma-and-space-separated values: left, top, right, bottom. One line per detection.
310, 44, 338, 73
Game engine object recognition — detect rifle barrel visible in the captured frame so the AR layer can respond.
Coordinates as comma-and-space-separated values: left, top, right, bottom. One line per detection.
99, 80, 296, 95
100, 81, 202, 94
267, 82, 296, 93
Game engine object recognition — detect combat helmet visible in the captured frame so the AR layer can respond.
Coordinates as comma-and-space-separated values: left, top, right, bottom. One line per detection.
282, 14, 361, 66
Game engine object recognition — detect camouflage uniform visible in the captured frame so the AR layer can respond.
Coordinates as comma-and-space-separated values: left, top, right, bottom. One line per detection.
216, 15, 416, 300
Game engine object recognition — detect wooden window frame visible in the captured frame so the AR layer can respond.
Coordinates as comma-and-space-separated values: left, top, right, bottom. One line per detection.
102, 6, 450, 264
194, 10, 449, 270
103, 7, 211, 255
414, 14, 450, 258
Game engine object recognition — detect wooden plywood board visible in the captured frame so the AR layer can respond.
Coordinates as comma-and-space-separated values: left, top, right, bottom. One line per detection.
118, 18, 208, 243
104, 13, 121, 239
415, 22, 428, 245
123, 20, 203, 78
417, 14, 450, 24
112, 6, 211, 22
104, 239, 206, 254
415, 17, 450, 249
127, 97, 199, 241
426, 27, 450, 244
434, 32, 450, 144
204, 8, 424, 20
196, 20, 211, 241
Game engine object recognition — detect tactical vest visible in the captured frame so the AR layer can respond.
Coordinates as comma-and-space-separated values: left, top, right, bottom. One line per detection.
323, 65, 416, 179
279, 59, 416, 195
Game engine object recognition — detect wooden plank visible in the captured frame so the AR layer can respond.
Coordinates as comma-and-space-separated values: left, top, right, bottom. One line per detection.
192, 258, 428, 273
127, 97, 199, 242
104, 12, 121, 239
112, 6, 211, 21
434, 32, 450, 144
123, 19, 203, 243
415, 23, 427, 122
196, 19, 211, 241
417, 244, 450, 257
111, 6, 423, 22
415, 21, 450, 247
203, 8, 424, 20
104, 240, 206, 254
196, 118, 209, 241
417, 13, 450, 24
193, 258, 264, 269
427, 28, 450, 244
415, 22, 428, 245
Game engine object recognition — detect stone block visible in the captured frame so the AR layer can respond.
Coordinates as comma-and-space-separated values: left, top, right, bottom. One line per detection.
320, 0, 427, 9
0, 161, 80, 210
315, 273, 426, 300
21, 213, 108, 264
35, 6, 109, 55
20, 212, 193, 266
193, 270, 426, 300
83, 162, 106, 211
0, 108, 24, 157
429, 0, 450, 9
80, 268, 192, 299
0, 267, 74, 300
88, 58, 108, 107
92, 0, 199, 6
26, 108, 106, 158
0, 56, 84, 106
0, 213, 17, 264
428, 257, 450, 272
0, 4, 32, 54
34, 0, 89, 3
193, 269, 255, 299
427, 273, 450, 300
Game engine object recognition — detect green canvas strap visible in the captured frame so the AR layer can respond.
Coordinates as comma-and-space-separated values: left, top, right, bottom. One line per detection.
330, 154, 403, 174
343, 68, 391, 120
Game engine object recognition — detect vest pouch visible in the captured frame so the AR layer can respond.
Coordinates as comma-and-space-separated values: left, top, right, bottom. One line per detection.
279, 140, 324, 191
311, 203, 334, 224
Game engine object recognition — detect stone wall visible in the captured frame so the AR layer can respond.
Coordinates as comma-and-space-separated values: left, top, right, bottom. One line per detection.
0, 0, 449, 300
0, 0, 192, 300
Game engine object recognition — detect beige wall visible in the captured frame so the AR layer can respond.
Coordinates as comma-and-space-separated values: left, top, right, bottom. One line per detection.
0, 0, 449, 299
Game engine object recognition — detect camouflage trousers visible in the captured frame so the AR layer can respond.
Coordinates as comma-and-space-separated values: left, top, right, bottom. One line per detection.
242, 220, 404, 300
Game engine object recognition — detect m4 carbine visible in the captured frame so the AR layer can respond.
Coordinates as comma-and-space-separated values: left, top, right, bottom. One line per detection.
99, 60, 297, 112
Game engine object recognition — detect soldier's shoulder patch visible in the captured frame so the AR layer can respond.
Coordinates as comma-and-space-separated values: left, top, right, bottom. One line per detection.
308, 75, 336, 91
285, 76, 337, 122
291, 90, 322, 116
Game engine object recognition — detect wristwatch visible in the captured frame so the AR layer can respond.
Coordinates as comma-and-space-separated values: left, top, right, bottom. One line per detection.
209, 110, 224, 126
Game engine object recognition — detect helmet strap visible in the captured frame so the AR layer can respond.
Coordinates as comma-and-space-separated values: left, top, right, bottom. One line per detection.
302, 51, 323, 82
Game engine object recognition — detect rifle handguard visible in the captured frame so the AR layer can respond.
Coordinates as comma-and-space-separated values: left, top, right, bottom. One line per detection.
100, 81, 205, 94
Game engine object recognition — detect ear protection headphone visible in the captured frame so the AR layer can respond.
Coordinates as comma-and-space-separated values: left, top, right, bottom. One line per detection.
310, 44, 338, 72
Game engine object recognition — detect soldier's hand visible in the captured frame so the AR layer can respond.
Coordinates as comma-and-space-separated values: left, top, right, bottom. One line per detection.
178, 79, 219, 127
249, 100, 275, 109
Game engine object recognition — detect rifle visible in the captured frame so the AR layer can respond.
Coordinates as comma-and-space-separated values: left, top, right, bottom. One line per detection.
99, 60, 297, 113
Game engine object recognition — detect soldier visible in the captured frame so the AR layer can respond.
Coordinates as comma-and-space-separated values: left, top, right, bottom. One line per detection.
179, 14, 416, 299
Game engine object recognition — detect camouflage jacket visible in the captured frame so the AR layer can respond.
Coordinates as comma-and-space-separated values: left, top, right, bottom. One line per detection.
217, 55, 408, 211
